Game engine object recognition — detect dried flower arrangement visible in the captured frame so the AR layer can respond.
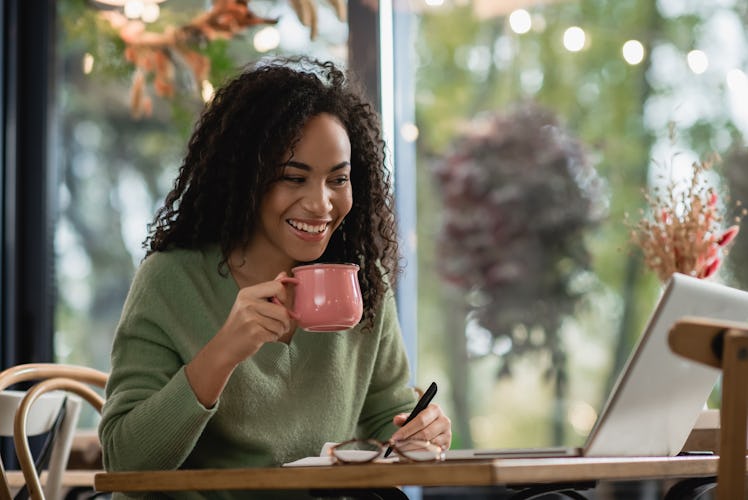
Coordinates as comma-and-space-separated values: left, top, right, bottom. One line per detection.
626, 151, 744, 282
97, 0, 346, 118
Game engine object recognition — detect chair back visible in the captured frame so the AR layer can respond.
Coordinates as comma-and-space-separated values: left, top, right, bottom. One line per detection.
0, 364, 108, 500
0, 390, 83, 499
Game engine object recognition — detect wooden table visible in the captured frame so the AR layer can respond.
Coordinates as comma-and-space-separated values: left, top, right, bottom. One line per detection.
93, 455, 736, 494
6, 470, 99, 492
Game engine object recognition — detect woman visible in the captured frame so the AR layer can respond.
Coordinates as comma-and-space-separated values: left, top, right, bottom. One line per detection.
99, 57, 451, 498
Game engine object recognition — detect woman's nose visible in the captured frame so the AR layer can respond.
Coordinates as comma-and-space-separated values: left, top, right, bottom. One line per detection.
300, 183, 333, 214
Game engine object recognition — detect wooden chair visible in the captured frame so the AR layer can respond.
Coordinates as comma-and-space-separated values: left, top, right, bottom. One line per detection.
0, 364, 108, 500
1, 389, 82, 499
668, 316, 748, 500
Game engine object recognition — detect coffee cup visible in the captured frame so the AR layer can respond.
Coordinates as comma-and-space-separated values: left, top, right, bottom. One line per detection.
280, 263, 363, 332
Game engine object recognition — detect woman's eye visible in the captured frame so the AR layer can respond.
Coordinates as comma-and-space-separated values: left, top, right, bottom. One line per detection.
282, 176, 305, 183
331, 176, 349, 186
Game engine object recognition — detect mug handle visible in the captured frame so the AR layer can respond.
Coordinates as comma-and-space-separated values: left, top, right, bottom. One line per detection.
272, 276, 301, 320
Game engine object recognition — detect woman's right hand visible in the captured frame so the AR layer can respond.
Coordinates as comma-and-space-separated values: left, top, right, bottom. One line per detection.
185, 272, 295, 407
215, 273, 295, 363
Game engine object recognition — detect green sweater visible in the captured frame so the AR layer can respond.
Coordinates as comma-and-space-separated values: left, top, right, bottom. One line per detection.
99, 246, 417, 499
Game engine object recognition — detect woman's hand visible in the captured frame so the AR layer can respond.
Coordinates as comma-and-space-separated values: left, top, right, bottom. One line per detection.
185, 272, 295, 407
214, 273, 296, 364
390, 403, 452, 450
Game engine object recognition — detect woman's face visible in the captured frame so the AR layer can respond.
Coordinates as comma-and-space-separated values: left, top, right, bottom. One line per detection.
251, 113, 353, 268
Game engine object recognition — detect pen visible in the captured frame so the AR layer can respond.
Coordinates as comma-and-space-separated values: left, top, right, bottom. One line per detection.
384, 381, 438, 458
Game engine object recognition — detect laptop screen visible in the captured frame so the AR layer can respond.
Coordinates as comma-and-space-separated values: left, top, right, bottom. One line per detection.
583, 273, 748, 456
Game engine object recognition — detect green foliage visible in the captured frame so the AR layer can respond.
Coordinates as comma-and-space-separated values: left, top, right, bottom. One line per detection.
203, 39, 244, 87
415, 0, 660, 369
59, 2, 130, 80
414, 0, 747, 446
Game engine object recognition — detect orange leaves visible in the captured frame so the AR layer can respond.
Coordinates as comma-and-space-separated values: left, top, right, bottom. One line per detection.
99, 0, 349, 118
101, 1, 277, 119
289, 0, 347, 40
190, 0, 277, 41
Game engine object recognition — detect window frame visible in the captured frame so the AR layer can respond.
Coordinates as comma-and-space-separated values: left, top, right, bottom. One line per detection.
2, 0, 57, 370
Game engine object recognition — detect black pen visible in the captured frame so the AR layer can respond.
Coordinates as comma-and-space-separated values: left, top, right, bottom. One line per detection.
384, 381, 438, 458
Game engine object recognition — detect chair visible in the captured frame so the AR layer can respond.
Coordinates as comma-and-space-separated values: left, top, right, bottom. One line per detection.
1, 390, 82, 499
668, 316, 748, 500
0, 364, 108, 500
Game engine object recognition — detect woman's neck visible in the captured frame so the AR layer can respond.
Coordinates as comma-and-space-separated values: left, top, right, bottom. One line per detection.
228, 246, 294, 288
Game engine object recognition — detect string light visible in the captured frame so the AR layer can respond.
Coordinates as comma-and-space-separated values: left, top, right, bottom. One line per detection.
508, 9, 532, 35
622, 40, 645, 65
563, 26, 586, 52
253, 26, 281, 53
93, 0, 164, 23
141, 3, 160, 23
123, 1, 144, 19
687, 49, 709, 74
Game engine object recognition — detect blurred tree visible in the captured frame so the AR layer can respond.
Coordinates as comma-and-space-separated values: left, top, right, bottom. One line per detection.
410, 0, 737, 448
434, 103, 606, 444
414, 0, 748, 448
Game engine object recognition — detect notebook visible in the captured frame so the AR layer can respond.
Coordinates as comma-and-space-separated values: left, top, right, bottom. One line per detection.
446, 272, 748, 459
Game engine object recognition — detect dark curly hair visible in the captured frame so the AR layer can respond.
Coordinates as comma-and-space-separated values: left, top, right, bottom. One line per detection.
144, 57, 400, 329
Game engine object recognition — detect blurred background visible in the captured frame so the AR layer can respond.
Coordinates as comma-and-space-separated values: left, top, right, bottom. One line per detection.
24, 0, 748, 457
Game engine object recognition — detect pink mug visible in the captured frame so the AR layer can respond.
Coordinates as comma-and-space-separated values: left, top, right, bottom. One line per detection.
280, 263, 363, 332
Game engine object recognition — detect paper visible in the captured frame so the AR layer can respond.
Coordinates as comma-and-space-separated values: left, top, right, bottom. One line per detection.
282, 456, 336, 467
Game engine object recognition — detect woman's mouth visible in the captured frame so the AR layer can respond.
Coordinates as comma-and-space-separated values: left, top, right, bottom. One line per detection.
287, 219, 329, 234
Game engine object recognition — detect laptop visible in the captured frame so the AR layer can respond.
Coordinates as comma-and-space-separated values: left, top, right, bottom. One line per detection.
446, 272, 748, 459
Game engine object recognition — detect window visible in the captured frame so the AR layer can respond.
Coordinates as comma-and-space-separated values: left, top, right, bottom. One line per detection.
399, 0, 748, 450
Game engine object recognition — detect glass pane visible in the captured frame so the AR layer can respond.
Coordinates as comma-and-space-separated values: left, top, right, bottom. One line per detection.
53, 0, 348, 424
405, 0, 748, 450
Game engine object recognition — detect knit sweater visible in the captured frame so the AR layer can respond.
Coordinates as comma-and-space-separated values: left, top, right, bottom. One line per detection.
98, 246, 417, 499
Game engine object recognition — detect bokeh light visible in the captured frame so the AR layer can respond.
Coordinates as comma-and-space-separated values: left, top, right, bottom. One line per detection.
82, 53, 94, 75
141, 3, 160, 23
253, 26, 281, 53
201, 80, 214, 103
563, 26, 586, 52
622, 40, 645, 65
508, 9, 532, 35
687, 49, 709, 74
400, 122, 420, 142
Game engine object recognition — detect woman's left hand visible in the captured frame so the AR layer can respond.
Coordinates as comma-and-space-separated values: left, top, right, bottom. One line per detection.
390, 403, 452, 450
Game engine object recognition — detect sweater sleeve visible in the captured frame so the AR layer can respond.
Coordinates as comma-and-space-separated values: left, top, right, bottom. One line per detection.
357, 291, 418, 442
99, 255, 217, 471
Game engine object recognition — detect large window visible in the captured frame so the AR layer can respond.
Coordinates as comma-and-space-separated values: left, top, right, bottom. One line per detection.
10, 0, 748, 460
403, 0, 748, 450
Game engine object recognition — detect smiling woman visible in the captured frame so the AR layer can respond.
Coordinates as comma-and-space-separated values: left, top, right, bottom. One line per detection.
252, 114, 353, 267
97, 56, 452, 499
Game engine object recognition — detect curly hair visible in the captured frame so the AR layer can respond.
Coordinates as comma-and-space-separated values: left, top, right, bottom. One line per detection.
144, 57, 400, 329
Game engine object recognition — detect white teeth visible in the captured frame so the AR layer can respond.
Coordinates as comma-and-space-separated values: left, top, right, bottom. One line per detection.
289, 220, 328, 234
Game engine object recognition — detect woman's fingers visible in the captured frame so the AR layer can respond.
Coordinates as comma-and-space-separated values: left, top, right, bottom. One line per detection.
391, 404, 452, 449
216, 280, 299, 363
